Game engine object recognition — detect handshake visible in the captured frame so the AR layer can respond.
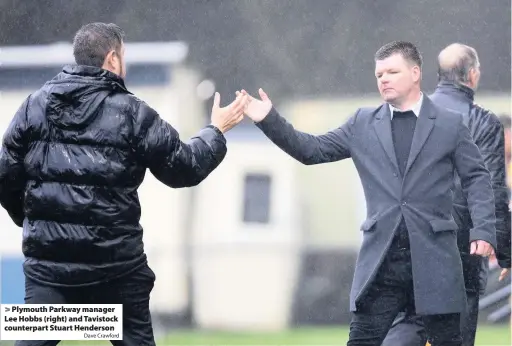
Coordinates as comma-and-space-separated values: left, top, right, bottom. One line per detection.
209, 88, 273, 133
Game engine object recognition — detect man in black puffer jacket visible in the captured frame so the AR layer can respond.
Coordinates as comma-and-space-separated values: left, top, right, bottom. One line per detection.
383, 43, 511, 346
0, 22, 247, 346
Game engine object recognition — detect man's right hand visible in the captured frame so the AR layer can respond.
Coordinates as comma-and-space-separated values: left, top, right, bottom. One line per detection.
210, 92, 248, 133
236, 88, 273, 123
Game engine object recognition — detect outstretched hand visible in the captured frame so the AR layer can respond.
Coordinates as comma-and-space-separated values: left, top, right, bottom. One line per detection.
210, 92, 248, 133
235, 88, 273, 123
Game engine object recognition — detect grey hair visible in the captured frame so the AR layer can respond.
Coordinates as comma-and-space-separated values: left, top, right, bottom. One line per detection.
438, 45, 479, 84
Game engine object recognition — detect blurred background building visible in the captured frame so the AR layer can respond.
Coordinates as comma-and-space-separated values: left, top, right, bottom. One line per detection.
0, 0, 510, 342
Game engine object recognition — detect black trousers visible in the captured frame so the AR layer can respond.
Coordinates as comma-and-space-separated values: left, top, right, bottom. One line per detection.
15, 263, 156, 346
382, 291, 480, 346
347, 245, 462, 346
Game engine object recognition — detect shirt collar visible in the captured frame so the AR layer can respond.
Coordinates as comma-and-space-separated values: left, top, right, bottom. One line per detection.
389, 92, 424, 119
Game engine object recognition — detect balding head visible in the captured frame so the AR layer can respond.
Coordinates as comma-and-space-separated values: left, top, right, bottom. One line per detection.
437, 43, 480, 89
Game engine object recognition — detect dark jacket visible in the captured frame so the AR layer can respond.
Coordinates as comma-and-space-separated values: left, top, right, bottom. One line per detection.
0, 65, 227, 287
430, 82, 511, 281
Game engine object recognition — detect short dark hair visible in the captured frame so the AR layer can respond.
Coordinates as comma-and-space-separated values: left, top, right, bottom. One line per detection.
375, 41, 423, 68
438, 45, 479, 84
72, 23, 125, 67
499, 114, 511, 129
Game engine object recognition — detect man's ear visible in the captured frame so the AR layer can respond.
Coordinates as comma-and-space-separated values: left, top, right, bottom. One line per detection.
103, 50, 116, 69
412, 65, 421, 82
468, 68, 480, 89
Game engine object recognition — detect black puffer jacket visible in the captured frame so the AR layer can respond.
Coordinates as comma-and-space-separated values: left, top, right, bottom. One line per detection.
430, 82, 511, 290
0, 65, 227, 287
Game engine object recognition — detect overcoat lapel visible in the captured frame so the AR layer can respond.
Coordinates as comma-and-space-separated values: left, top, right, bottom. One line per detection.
403, 98, 437, 178
373, 106, 400, 174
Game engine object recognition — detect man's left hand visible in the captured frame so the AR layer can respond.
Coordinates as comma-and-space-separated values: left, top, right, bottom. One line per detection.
499, 268, 510, 281
488, 253, 510, 281
470, 240, 494, 257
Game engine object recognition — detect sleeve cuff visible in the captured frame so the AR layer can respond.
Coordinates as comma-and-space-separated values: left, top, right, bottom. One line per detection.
470, 228, 497, 250
199, 125, 227, 161
205, 124, 225, 137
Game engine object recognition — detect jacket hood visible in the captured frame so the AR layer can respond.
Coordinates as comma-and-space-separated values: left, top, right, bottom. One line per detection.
45, 65, 130, 129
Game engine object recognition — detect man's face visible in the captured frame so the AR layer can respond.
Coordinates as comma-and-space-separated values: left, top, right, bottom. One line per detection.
375, 53, 420, 105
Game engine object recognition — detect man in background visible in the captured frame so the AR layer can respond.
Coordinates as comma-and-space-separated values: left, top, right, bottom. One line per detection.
498, 114, 511, 193
0, 22, 247, 346
383, 43, 511, 346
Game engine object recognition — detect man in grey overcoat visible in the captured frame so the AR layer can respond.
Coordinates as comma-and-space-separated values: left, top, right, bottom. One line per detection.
237, 41, 497, 346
